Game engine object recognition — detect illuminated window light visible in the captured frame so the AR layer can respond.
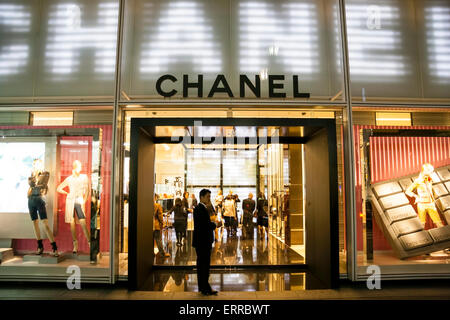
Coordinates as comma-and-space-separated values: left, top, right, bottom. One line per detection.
345, 2, 408, 81
44, 2, 118, 77
238, 2, 318, 74
375, 112, 411, 126
31, 112, 73, 126
139, 1, 222, 75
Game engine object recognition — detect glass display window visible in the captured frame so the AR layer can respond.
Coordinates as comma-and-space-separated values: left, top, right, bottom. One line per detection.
0, 124, 112, 280
353, 117, 450, 277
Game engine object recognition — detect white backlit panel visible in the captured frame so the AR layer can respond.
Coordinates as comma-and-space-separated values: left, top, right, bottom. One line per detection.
238, 1, 319, 78
223, 150, 257, 186
186, 149, 221, 186
425, 5, 450, 83
44, 2, 118, 79
345, 1, 408, 81
0, 142, 45, 213
139, 1, 222, 75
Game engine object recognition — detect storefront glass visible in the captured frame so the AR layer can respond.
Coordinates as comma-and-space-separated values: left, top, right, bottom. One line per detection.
345, 0, 450, 102
119, 109, 347, 279
119, 0, 345, 102
0, 0, 119, 101
0, 110, 113, 281
353, 109, 450, 278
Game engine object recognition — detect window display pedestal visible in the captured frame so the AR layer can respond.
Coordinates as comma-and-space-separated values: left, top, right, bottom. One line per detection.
23, 254, 64, 264
0, 248, 13, 264
66, 253, 91, 262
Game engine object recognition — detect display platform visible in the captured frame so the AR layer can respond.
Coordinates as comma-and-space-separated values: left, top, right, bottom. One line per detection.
0, 252, 110, 281
370, 165, 450, 259
0, 248, 13, 264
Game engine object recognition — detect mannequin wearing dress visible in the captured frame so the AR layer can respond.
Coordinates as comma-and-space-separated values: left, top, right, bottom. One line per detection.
57, 160, 90, 253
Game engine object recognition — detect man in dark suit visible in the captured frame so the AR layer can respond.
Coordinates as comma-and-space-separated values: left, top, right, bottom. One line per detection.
193, 189, 218, 296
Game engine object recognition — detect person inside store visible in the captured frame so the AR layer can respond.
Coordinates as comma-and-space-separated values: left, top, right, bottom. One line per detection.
190, 193, 198, 210
214, 189, 224, 241
154, 194, 170, 258
256, 192, 269, 240
182, 191, 191, 212
242, 193, 256, 240
233, 192, 241, 236
193, 189, 218, 296
181, 191, 191, 243
168, 197, 188, 246
223, 193, 237, 237
206, 200, 218, 242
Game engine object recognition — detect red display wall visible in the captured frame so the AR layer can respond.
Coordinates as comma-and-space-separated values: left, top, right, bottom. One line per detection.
0, 125, 112, 254
354, 125, 450, 251
55, 136, 93, 253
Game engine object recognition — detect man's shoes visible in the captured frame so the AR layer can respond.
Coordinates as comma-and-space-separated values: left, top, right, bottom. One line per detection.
200, 290, 218, 296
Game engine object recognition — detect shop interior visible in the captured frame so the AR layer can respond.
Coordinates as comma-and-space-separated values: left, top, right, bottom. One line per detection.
122, 125, 308, 270
125, 115, 340, 289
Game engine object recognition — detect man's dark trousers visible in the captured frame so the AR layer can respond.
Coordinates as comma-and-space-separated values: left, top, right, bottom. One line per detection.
195, 246, 212, 292
193, 201, 216, 293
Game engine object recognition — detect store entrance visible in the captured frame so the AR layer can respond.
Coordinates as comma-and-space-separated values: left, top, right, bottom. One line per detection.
128, 118, 338, 290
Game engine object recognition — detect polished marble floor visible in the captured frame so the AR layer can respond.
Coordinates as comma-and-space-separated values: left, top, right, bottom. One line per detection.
149, 271, 306, 292
154, 227, 305, 266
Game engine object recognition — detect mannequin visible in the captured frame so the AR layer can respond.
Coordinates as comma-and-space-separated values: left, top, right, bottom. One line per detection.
57, 160, 90, 254
27, 159, 59, 256
406, 163, 444, 228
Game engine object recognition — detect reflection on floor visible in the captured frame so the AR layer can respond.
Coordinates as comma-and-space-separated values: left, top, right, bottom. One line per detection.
149, 271, 306, 292
154, 227, 305, 266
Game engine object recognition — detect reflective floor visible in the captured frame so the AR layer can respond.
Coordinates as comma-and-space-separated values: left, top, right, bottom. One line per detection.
154, 227, 305, 266
149, 271, 306, 292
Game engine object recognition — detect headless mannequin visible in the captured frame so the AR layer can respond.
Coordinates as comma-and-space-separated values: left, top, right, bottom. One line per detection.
28, 159, 58, 256
57, 160, 90, 253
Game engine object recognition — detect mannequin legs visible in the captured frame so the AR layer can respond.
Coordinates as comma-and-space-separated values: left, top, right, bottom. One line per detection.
418, 203, 444, 228
31, 219, 58, 256
258, 225, 266, 240
70, 217, 91, 253
32, 219, 41, 240
32, 219, 55, 243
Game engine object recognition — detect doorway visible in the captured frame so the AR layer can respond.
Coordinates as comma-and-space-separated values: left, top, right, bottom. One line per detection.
128, 118, 339, 290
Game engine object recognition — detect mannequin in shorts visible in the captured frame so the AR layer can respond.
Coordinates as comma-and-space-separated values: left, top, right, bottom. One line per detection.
28, 159, 59, 256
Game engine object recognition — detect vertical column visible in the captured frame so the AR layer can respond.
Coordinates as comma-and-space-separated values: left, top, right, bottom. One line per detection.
339, 0, 357, 281
110, 0, 126, 284
288, 144, 303, 246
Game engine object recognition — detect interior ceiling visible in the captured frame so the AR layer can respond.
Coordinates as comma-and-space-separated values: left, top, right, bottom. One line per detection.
151, 125, 322, 139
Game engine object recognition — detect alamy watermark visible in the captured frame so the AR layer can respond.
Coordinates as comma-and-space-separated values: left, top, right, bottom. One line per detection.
366, 265, 381, 290
66, 265, 81, 290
